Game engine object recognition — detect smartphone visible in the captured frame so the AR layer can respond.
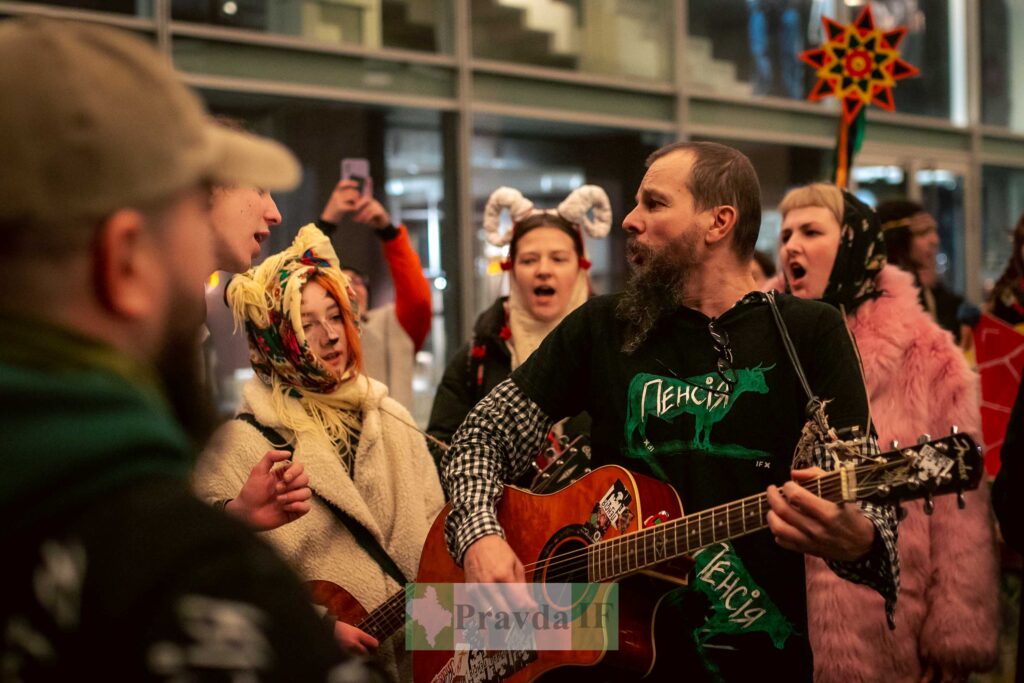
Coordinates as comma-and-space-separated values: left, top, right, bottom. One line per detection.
341, 158, 371, 197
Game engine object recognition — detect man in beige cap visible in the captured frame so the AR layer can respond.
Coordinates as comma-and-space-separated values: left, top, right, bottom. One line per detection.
0, 18, 384, 682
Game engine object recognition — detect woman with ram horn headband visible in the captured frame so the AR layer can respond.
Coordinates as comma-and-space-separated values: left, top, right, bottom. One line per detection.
192, 225, 444, 681
426, 185, 611, 487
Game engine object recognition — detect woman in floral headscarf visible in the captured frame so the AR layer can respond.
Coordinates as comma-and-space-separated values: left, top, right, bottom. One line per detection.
193, 225, 444, 680
767, 183, 997, 683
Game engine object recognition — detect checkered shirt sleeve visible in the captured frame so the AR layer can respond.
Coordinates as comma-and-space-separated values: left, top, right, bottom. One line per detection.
813, 430, 900, 629
441, 379, 554, 565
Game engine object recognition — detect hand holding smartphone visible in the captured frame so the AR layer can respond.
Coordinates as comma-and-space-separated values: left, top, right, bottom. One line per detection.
341, 158, 371, 198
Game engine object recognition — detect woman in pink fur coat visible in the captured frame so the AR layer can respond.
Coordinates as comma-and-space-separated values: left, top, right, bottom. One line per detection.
769, 183, 998, 682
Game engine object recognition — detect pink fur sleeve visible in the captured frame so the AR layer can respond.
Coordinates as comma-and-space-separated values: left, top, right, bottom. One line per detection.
916, 333, 999, 675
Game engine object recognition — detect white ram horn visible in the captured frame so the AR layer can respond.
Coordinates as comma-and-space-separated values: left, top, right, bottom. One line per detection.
482, 186, 535, 246
557, 185, 612, 239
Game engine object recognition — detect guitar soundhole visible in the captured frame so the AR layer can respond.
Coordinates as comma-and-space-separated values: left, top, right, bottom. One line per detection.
533, 534, 595, 616
537, 533, 590, 584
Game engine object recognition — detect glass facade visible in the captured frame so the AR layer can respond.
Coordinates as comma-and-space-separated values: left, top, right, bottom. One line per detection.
982, 166, 1024, 298
980, 0, 1024, 131
171, 0, 454, 53
687, 0, 823, 101
3, 0, 1023, 407
869, 0, 958, 120
8, 0, 152, 15
471, 0, 673, 82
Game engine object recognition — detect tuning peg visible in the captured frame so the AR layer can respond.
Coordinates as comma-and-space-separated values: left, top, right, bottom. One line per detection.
890, 439, 899, 450
583, 468, 592, 474
950, 425, 959, 434
541, 473, 551, 480
531, 461, 543, 473
923, 493, 934, 515
917, 434, 932, 445
957, 491, 966, 509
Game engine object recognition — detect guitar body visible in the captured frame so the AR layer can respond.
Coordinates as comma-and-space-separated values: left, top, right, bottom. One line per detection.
414, 465, 691, 682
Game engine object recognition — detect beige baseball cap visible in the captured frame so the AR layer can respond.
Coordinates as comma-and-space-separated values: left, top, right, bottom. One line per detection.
0, 17, 301, 225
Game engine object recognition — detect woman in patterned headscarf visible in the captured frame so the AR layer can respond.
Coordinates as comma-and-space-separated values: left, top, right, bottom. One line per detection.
765, 183, 997, 683
193, 225, 444, 680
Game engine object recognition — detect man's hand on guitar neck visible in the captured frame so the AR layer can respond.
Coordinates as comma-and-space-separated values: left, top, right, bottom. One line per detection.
765, 467, 876, 562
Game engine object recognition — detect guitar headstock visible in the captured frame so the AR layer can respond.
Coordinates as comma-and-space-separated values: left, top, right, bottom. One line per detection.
850, 429, 983, 511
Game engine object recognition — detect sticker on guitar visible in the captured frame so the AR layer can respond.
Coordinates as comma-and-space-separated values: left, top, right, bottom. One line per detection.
584, 480, 633, 542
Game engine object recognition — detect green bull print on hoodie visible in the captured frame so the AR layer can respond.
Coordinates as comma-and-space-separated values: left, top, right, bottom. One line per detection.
665, 542, 794, 681
624, 366, 774, 478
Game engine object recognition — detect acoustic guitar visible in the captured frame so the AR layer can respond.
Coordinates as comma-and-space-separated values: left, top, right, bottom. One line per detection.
307, 435, 594, 642
412, 431, 983, 682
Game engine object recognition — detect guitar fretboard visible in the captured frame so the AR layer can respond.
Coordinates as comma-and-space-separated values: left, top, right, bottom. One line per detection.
358, 588, 407, 642
587, 472, 845, 582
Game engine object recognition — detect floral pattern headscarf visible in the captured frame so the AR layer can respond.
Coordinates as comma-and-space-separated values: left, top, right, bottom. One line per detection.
820, 190, 888, 314
227, 225, 376, 461
228, 225, 358, 395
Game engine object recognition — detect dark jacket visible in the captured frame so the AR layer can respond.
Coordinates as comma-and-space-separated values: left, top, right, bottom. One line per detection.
0, 315, 386, 682
427, 297, 515, 475
426, 297, 590, 487
923, 281, 966, 342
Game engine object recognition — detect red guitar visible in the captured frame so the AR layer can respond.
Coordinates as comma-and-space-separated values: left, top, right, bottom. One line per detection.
308, 438, 593, 641
413, 432, 983, 682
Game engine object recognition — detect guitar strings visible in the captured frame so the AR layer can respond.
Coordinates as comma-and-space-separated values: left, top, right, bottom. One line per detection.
510, 459, 910, 581
360, 456, 946, 633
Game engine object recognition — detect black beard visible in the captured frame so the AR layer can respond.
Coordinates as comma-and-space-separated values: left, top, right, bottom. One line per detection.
616, 237, 696, 354
155, 293, 217, 451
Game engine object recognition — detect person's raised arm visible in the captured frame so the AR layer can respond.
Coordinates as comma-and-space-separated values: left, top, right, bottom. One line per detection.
317, 179, 431, 349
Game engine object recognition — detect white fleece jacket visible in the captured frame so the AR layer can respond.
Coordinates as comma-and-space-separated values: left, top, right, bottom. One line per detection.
193, 376, 444, 680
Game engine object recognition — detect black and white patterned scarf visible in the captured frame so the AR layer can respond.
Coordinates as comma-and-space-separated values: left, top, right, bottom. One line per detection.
821, 190, 887, 314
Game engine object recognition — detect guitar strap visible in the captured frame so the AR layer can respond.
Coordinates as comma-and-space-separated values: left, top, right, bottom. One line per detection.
761, 291, 871, 469
234, 413, 411, 587
761, 291, 821, 417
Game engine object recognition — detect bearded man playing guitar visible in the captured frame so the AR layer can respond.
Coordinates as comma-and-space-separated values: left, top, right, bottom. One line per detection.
437, 142, 900, 682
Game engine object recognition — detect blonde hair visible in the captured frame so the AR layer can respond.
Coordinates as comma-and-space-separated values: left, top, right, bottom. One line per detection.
778, 182, 843, 226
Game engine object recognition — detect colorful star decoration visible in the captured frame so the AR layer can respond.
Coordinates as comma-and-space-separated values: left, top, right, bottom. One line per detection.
800, 5, 919, 123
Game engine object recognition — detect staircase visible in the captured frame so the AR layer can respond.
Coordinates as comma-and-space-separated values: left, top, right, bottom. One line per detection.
383, 0, 438, 51
471, 0, 580, 70
684, 34, 754, 97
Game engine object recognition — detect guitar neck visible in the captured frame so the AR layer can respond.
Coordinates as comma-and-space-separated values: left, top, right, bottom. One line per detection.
358, 588, 407, 642
588, 468, 854, 582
